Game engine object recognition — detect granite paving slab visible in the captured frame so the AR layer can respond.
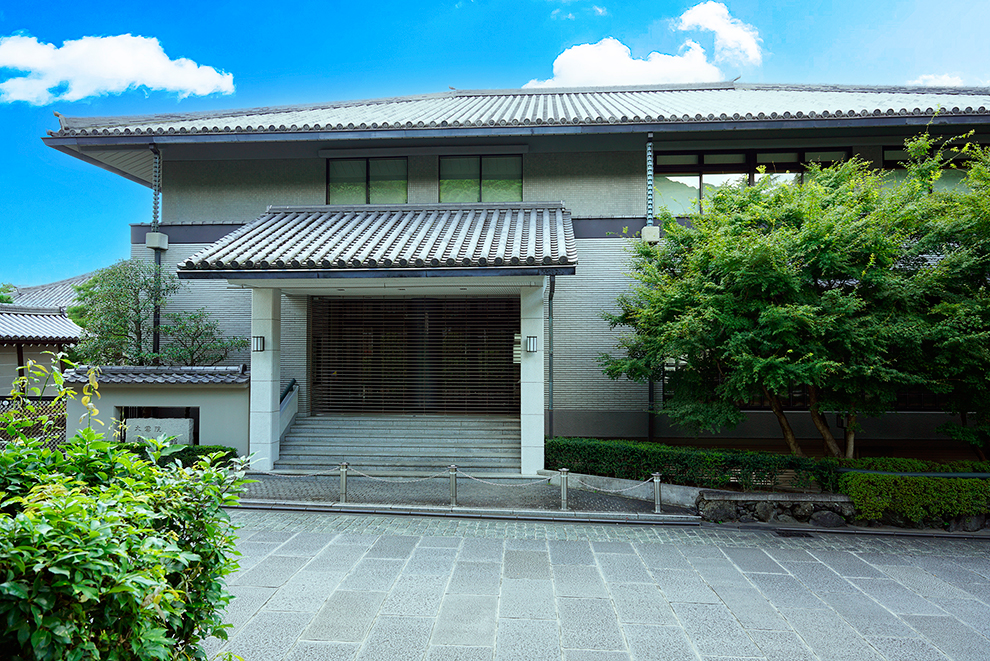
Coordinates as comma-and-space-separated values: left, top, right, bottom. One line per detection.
205, 509, 990, 661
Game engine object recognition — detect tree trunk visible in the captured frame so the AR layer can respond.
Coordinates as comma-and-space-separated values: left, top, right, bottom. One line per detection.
844, 412, 857, 459
764, 387, 804, 456
808, 385, 843, 457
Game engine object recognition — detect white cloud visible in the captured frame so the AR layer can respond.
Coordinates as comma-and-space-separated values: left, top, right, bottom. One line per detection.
677, 1, 761, 66
551, 8, 576, 20
908, 73, 965, 87
524, 37, 721, 88
0, 33, 234, 105
525, 1, 760, 88
592, 5, 608, 16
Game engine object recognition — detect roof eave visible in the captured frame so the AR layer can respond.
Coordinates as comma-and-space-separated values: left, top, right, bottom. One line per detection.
44, 113, 990, 149
177, 266, 577, 280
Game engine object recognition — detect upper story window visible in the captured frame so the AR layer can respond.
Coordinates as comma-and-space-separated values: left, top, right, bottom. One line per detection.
327, 158, 407, 204
440, 155, 522, 203
654, 149, 849, 215
882, 148, 968, 192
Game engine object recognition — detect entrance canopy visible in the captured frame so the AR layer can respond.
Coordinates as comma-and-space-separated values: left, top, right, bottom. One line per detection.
177, 202, 577, 280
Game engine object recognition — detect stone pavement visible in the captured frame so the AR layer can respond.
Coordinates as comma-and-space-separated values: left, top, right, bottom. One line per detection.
206, 509, 990, 661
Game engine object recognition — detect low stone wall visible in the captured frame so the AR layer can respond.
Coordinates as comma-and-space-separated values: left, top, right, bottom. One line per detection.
537, 470, 702, 510
697, 491, 856, 527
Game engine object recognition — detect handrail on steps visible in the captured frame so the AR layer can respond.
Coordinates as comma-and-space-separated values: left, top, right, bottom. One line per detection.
280, 378, 298, 403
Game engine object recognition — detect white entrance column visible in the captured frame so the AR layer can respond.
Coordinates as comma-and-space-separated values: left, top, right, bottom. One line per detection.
250, 287, 281, 470
519, 281, 547, 474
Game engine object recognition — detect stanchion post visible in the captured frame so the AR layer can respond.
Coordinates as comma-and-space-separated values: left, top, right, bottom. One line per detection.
340, 462, 348, 504
449, 465, 457, 507
652, 472, 662, 514
559, 468, 569, 511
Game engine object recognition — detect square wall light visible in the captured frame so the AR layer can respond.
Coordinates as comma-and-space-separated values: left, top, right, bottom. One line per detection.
252, 336, 265, 352
526, 336, 538, 353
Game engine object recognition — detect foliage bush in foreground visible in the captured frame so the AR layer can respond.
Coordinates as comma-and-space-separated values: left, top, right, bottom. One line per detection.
121, 441, 238, 468
1, 358, 249, 660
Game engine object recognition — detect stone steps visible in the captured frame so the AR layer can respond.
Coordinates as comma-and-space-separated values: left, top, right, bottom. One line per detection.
274, 414, 522, 474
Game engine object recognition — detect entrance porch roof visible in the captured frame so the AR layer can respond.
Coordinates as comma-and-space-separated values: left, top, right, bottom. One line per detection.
177, 203, 577, 279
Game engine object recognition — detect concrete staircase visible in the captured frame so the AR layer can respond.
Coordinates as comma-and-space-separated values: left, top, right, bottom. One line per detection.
272, 414, 522, 475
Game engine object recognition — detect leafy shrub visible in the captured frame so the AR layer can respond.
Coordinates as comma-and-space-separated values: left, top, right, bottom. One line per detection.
545, 437, 837, 491
842, 456, 990, 474
0, 357, 249, 660
839, 473, 990, 522
121, 441, 239, 467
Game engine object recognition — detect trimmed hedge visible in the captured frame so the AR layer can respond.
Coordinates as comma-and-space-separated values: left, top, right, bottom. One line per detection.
841, 456, 990, 474
840, 473, 990, 522
546, 437, 990, 525
545, 437, 837, 492
120, 442, 239, 467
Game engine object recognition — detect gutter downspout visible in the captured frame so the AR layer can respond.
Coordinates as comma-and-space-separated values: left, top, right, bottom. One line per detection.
150, 145, 162, 360
645, 132, 657, 443
548, 275, 555, 441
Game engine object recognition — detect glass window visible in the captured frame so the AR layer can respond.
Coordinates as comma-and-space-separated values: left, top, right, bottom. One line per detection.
440, 157, 481, 203
327, 159, 367, 204
440, 155, 523, 203
702, 173, 748, 199
754, 172, 800, 185
327, 158, 407, 204
655, 175, 701, 216
482, 156, 523, 202
369, 159, 407, 203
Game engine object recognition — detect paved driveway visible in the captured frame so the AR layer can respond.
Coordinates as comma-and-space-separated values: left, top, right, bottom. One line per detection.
207, 510, 990, 661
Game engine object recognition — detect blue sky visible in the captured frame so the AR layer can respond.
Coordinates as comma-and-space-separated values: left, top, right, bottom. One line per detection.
1, 0, 987, 287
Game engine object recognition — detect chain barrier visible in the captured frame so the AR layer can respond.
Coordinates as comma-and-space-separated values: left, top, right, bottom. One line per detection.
346, 467, 450, 484
455, 470, 552, 488
569, 476, 654, 494
244, 466, 662, 514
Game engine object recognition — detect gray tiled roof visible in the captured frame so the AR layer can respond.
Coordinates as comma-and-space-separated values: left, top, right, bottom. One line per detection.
177, 203, 577, 275
50, 83, 990, 137
11, 273, 92, 308
0, 305, 82, 344
63, 365, 249, 385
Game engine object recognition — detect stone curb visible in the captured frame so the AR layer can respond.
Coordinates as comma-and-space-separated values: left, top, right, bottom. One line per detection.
232, 498, 702, 525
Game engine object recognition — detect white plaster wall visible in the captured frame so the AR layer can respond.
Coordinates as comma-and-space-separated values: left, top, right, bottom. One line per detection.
525, 151, 645, 217
162, 159, 325, 225
1, 345, 69, 396
65, 385, 250, 456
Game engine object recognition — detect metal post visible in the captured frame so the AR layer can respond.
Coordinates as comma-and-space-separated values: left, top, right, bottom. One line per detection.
449, 465, 457, 507
559, 468, 569, 511
340, 462, 348, 504
652, 472, 662, 514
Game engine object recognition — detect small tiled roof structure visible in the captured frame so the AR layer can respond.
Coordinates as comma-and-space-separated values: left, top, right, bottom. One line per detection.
177, 203, 577, 278
11, 273, 92, 308
63, 365, 250, 385
0, 305, 82, 346
48, 83, 990, 137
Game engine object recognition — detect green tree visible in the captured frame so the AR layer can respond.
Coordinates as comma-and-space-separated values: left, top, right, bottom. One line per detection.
69, 260, 246, 368
600, 135, 989, 457
0, 283, 14, 303
69, 259, 179, 366
160, 308, 249, 366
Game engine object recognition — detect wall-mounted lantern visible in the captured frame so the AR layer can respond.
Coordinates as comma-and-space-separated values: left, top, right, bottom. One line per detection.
252, 336, 265, 352
526, 336, 538, 353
